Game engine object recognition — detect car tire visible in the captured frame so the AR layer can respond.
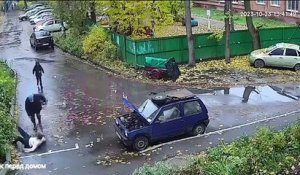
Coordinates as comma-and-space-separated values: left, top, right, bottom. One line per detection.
254, 59, 265, 68
192, 123, 206, 136
133, 136, 149, 151
294, 64, 300, 71
34, 45, 38, 51
152, 95, 167, 104
51, 44, 54, 49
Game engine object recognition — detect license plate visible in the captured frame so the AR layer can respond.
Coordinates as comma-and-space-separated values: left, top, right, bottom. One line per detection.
116, 131, 121, 140
42, 43, 49, 46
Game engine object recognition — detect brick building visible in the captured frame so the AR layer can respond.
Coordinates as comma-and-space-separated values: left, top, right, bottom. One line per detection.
193, 0, 300, 24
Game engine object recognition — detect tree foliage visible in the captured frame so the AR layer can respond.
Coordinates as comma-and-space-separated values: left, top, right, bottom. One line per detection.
49, 0, 183, 38
47, 1, 92, 34
82, 25, 117, 60
98, 1, 181, 37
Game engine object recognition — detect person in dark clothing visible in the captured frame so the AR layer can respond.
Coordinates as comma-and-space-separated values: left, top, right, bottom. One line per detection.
14, 126, 46, 152
165, 57, 181, 82
25, 93, 47, 131
33, 61, 44, 88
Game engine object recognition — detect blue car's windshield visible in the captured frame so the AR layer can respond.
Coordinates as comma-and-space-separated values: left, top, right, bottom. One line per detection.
138, 99, 158, 123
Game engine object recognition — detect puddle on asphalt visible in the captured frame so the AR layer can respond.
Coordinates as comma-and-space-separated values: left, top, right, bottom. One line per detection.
14, 57, 56, 63
191, 85, 300, 105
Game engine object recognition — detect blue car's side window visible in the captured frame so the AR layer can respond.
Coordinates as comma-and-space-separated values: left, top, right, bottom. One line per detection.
183, 101, 202, 116
157, 105, 181, 123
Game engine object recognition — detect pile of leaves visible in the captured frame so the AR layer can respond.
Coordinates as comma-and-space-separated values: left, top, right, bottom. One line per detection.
177, 56, 300, 87
134, 123, 300, 175
0, 61, 16, 158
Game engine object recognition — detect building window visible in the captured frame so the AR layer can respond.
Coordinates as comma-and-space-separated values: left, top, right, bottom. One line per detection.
256, 0, 265, 4
287, 0, 298, 11
270, 0, 280, 6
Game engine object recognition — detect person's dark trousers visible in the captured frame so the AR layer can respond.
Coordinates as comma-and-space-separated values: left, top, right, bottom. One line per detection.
14, 127, 31, 148
36, 75, 42, 87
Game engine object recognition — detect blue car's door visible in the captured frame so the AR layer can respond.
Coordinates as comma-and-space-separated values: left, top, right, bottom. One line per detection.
151, 103, 186, 140
182, 99, 208, 132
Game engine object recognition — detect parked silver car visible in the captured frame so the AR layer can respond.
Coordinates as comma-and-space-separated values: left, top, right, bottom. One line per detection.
249, 43, 300, 71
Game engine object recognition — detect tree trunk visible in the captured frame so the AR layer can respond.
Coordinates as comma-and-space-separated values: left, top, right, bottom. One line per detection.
224, 0, 231, 64
244, 0, 261, 50
24, 0, 27, 9
90, 1, 96, 24
184, 0, 195, 67
229, 0, 234, 31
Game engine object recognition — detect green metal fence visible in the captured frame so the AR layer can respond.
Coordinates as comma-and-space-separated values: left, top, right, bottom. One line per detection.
111, 27, 300, 66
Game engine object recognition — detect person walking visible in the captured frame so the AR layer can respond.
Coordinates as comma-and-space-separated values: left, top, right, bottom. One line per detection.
25, 93, 47, 131
33, 61, 44, 88
14, 126, 46, 153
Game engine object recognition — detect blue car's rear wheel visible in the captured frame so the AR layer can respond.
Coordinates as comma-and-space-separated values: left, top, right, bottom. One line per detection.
192, 124, 206, 136
133, 136, 149, 151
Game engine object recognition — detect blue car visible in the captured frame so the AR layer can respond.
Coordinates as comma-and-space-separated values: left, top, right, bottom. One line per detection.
114, 89, 209, 151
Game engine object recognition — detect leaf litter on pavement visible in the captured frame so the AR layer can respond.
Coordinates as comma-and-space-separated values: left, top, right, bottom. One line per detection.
61, 87, 125, 127
96, 151, 141, 166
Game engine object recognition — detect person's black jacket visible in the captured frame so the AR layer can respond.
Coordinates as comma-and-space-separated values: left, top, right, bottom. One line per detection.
25, 94, 47, 115
33, 64, 44, 77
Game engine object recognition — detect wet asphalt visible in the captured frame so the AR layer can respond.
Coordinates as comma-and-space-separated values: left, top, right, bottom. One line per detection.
1, 11, 300, 175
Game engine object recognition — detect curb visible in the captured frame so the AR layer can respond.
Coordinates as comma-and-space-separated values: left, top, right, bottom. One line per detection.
0, 67, 18, 175
0, 150, 11, 175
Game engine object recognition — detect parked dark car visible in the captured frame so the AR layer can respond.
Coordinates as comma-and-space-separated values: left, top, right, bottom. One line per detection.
30, 30, 54, 50
114, 89, 210, 151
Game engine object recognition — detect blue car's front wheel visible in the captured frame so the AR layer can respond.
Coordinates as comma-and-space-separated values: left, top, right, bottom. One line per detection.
133, 136, 149, 151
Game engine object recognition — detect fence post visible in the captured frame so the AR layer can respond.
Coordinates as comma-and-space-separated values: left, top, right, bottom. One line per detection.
134, 41, 137, 67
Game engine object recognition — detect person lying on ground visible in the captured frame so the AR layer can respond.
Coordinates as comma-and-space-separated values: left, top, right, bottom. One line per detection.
14, 126, 46, 153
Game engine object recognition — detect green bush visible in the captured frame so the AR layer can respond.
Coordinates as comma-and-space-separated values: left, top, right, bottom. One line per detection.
82, 25, 117, 60
137, 123, 300, 175
133, 162, 174, 175
53, 29, 84, 57
0, 110, 16, 156
0, 61, 16, 157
